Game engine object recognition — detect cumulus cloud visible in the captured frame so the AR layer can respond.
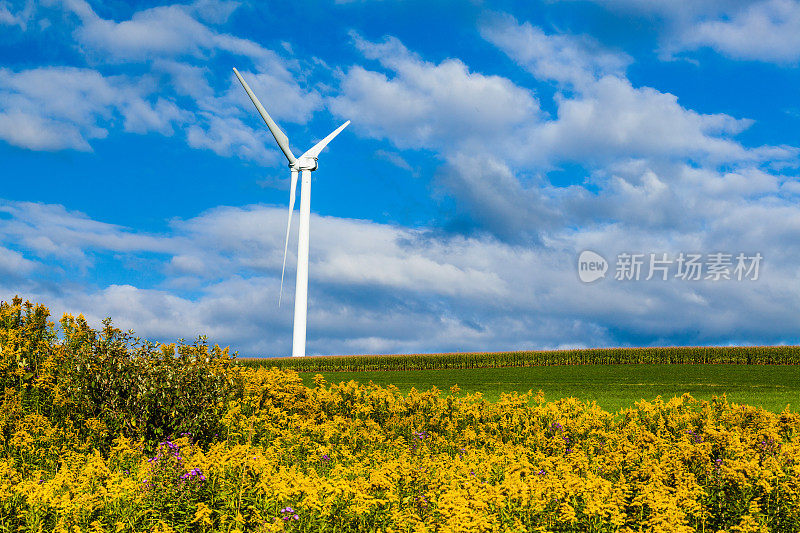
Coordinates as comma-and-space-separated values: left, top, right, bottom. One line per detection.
0, 0, 34, 30
190, 0, 240, 25
0, 201, 176, 266
64, 0, 267, 65
186, 114, 276, 163
330, 26, 797, 249
435, 153, 563, 243
166, 204, 512, 301
60, 0, 322, 120
64, 0, 324, 162
336, 28, 793, 174
480, 13, 631, 88
150, 59, 321, 163
476, 16, 795, 167
677, 0, 800, 63
583, 0, 800, 64
530, 76, 765, 165
581, 0, 740, 19
0, 66, 184, 151
0, 0, 323, 163
4, 197, 800, 356
0, 246, 37, 278
329, 32, 539, 158
0, 200, 522, 354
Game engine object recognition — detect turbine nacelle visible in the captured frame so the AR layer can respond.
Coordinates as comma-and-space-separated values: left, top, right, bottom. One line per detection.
292, 156, 318, 172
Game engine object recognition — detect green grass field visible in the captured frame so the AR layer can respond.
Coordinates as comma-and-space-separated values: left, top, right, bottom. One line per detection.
296, 364, 800, 414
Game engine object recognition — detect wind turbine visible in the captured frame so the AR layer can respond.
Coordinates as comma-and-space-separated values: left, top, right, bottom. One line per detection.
233, 67, 350, 357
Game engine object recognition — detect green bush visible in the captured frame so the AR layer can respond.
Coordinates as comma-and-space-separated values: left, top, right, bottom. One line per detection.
0, 297, 243, 454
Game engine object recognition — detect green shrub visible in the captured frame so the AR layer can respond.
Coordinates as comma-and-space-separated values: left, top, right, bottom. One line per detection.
0, 297, 243, 454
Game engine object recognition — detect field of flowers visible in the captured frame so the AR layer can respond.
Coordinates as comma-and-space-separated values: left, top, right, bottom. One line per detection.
1, 298, 799, 532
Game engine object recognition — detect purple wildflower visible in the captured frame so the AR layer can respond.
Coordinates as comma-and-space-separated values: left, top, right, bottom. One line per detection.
180, 467, 206, 483
412, 430, 429, 441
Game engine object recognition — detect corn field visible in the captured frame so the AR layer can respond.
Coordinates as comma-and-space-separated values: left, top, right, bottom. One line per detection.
238, 346, 800, 372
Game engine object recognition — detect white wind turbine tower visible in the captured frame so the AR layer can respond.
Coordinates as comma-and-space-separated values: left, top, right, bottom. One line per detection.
233, 67, 350, 357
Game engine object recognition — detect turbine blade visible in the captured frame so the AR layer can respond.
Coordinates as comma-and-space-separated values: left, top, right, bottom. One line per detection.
300, 120, 350, 160
279, 169, 299, 306
233, 67, 297, 165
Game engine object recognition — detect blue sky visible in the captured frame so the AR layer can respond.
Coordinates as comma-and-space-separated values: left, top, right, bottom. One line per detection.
2, 0, 800, 356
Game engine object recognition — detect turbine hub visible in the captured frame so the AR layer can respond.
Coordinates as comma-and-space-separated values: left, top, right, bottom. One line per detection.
293, 156, 318, 171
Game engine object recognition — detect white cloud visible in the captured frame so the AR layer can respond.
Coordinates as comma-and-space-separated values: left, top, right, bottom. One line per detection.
189, 0, 240, 25
150, 59, 322, 163
480, 13, 631, 88
0, 246, 37, 277
678, 0, 800, 63
0, 201, 175, 266
0, 67, 184, 151
73, 4, 209, 60
61, 0, 313, 101
584, 0, 800, 64
329, 32, 539, 157
336, 29, 794, 175
479, 15, 797, 165
582, 0, 739, 19
374, 149, 414, 172
167, 204, 510, 299
0, 0, 33, 30
436, 153, 563, 242
5, 197, 800, 356
531, 76, 763, 165
309, 215, 509, 298
186, 114, 276, 163
57, 284, 219, 341
0, 1, 323, 162
65, 0, 267, 65
327, 27, 798, 260
557, 158, 800, 239
0, 109, 93, 151
227, 69, 321, 124
475, 16, 797, 168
